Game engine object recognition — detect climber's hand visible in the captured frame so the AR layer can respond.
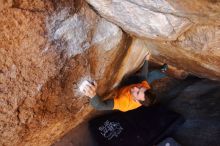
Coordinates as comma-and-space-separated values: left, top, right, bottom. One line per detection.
145, 51, 151, 61
83, 81, 97, 98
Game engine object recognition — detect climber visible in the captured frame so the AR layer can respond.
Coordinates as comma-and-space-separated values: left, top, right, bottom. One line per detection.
82, 51, 168, 112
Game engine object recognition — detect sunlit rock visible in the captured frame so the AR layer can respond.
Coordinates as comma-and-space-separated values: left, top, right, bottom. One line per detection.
0, 0, 220, 146
86, 0, 192, 40
144, 25, 220, 80
113, 38, 149, 88
47, 6, 98, 58
0, 1, 130, 146
0, 0, 13, 11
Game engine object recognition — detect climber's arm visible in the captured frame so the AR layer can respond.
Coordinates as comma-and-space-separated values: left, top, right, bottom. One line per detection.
136, 51, 168, 84
138, 60, 149, 79
82, 81, 114, 110
90, 95, 114, 110
136, 51, 150, 80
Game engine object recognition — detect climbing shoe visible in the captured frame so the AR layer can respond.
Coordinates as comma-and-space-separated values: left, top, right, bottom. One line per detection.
160, 63, 168, 73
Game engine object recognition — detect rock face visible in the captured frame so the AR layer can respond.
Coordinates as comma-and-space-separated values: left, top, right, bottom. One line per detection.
86, 0, 192, 41
87, 0, 220, 80
154, 77, 220, 146
0, 0, 219, 146
0, 1, 137, 146
0, 1, 59, 145
145, 25, 220, 80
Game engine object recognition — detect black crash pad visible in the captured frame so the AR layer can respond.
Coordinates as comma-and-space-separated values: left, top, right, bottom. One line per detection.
89, 105, 184, 146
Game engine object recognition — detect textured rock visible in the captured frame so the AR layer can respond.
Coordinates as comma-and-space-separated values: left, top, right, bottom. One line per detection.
167, 0, 220, 24
0, 1, 131, 146
91, 18, 123, 51
0, 4, 60, 145
0, 0, 220, 146
87, 0, 220, 80
113, 38, 149, 88
0, 0, 13, 11
156, 78, 220, 146
46, 4, 99, 58
86, 0, 192, 40
0, 0, 57, 113
145, 25, 220, 80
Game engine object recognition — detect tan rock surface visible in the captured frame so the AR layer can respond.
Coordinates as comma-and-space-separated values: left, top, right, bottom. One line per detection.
0, 0, 13, 11
145, 25, 220, 80
0, 2, 60, 145
87, 0, 220, 80
0, 1, 134, 146
0, 0, 220, 146
86, 0, 193, 41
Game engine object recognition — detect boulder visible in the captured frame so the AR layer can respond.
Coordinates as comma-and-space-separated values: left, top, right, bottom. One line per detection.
0, 1, 136, 145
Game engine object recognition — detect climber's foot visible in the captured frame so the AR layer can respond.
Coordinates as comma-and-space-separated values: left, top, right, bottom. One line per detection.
161, 63, 168, 73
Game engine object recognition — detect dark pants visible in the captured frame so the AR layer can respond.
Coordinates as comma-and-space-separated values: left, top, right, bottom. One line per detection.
147, 70, 167, 84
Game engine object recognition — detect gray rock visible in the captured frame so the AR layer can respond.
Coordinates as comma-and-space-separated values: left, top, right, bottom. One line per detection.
47, 7, 98, 58
92, 18, 123, 51
86, 0, 192, 40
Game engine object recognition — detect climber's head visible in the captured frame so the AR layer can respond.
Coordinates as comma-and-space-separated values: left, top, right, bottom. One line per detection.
131, 86, 155, 106
130, 86, 147, 102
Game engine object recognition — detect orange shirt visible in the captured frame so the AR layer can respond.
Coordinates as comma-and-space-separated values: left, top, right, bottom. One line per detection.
113, 81, 151, 112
